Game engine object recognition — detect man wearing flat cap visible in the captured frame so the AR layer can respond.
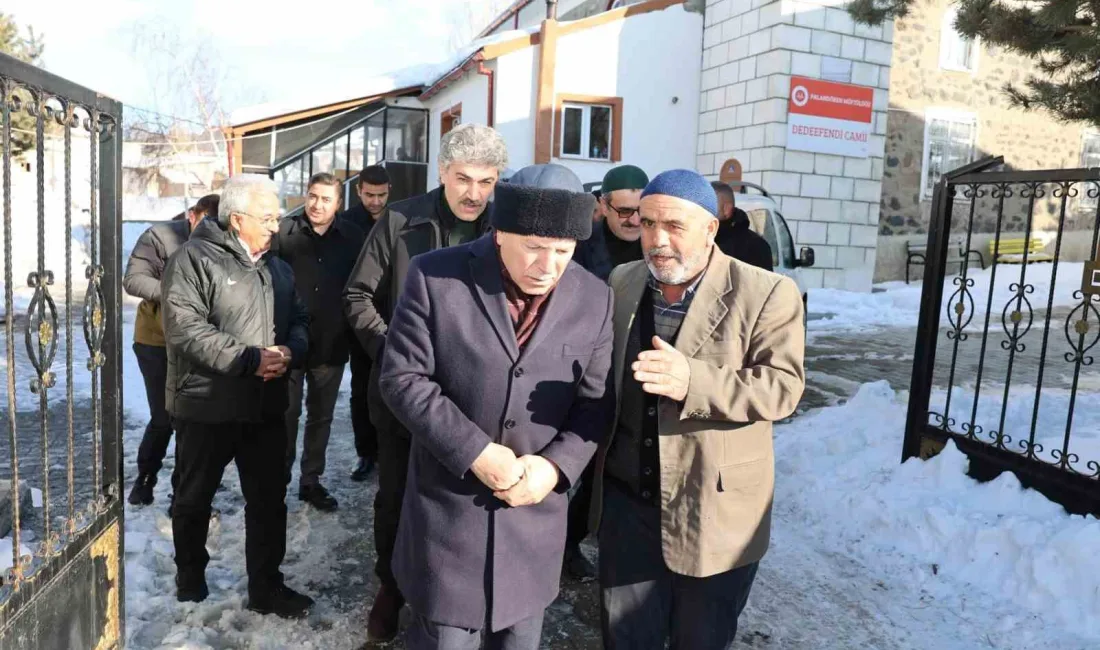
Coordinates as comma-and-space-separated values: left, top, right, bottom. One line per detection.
574, 164, 650, 280
591, 169, 806, 649
378, 182, 615, 649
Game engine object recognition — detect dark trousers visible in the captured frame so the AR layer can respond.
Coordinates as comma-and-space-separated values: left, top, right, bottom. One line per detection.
173, 418, 288, 596
348, 342, 377, 460
133, 343, 174, 478
374, 425, 411, 589
566, 462, 596, 548
285, 363, 344, 487
599, 482, 759, 650
406, 610, 545, 650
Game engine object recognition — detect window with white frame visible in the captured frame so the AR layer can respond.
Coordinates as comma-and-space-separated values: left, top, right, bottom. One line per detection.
940, 5, 978, 72
1079, 132, 1100, 212
561, 103, 612, 161
922, 112, 977, 198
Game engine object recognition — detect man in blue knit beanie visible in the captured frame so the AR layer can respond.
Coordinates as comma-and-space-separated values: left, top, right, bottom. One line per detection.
589, 168, 807, 649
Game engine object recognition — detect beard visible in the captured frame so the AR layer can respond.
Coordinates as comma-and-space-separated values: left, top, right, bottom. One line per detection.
644, 245, 708, 285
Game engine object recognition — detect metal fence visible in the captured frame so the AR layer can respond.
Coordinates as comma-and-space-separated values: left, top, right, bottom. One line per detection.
904, 156, 1100, 516
0, 52, 124, 647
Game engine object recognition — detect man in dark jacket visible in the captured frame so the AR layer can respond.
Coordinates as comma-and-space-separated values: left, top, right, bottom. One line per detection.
271, 173, 365, 511
506, 163, 600, 582
711, 181, 774, 271
379, 183, 614, 649
573, 165, 650, 280
162, 175, 313, 618
344, 122, 508, 642
340, 165, 390, 481
124, 193, 219, 506
342, 164, 390, 233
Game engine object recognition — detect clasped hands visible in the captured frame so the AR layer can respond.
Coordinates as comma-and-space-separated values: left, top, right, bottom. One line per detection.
471, 443, 559, 507
255, 345, 292, 381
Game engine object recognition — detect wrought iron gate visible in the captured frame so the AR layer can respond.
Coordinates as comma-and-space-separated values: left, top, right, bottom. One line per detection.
904, 156, 1100, 516
0, 53, 124, 647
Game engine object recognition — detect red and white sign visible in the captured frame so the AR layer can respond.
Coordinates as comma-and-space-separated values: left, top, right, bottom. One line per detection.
787, 76, 874, 158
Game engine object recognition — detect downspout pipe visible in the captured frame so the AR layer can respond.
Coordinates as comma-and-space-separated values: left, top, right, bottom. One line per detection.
546, 0, 557, 19
477, 63, 496, 127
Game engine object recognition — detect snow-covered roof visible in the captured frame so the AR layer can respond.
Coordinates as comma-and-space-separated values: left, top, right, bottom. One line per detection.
229, 26, 541, 128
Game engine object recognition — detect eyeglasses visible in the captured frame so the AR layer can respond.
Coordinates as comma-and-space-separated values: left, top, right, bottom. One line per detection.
604, 199, 640, 218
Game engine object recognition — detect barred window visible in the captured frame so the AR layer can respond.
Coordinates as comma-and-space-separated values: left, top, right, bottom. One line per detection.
922, 113, 976, 198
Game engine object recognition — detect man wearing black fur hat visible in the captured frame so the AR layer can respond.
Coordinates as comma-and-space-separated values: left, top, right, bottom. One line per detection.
378, 182, 615, 649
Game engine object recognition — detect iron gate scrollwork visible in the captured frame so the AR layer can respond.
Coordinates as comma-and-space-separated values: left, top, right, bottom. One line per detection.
0, 52, 124, 647
904, 156, 1100, 516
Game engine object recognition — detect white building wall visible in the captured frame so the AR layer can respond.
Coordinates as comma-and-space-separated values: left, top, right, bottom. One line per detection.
552, 4, 703, 184
494, 47, 540, 171
424, 71, 490, 186
700, 0, 894, 291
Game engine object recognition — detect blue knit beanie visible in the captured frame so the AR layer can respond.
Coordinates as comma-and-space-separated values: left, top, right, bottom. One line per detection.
640, 169, 718, 218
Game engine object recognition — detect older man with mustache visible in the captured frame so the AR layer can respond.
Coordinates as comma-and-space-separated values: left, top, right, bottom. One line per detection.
590, 169, 806, 649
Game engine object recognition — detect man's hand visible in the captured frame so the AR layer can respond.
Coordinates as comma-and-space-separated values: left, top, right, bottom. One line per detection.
255, 348, 288, 381
470, 443, 525, 491
493, 455, 560, 507
632, 336, 691, 401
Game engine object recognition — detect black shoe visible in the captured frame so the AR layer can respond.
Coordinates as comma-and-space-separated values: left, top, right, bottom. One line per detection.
298, 483, 338, 512
367, 582, 405, 642
128, 473, 156, 506
247, 583, 314, 619
350, 456, 376, 482
176, 573, 209, 603
563, 544, 597, 582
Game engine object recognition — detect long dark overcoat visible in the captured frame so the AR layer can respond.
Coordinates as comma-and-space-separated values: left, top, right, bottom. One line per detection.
378, 234, 614, 632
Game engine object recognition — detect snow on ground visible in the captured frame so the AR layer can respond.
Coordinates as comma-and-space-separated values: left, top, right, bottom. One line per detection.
115, 327, 1100, 647
774, 381, 1100, 645
97, 242, 1099, 648
809, 262, 1090, 334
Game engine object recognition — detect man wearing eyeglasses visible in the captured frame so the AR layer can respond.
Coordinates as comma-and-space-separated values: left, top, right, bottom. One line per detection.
574, 165, 649, 281
161, 174, 314, 619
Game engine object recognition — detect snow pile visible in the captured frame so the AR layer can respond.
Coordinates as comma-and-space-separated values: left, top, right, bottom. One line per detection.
929, 384, 1100, 471
809, 262, 1090, 334
775, 381, 1100, 641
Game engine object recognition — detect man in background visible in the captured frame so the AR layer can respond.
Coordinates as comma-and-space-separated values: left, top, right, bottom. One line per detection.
124, 194, 219, 507
340, 165, 390, 481
162, 175, 312, 617
711, 181, 774, 272
344, 123, 508, 642
272, 173, 366, 511
573, 165, 649, 280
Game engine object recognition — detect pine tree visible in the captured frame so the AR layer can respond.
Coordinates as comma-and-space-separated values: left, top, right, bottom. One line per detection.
0, 12, 46, 154
850, 0, 1100, 128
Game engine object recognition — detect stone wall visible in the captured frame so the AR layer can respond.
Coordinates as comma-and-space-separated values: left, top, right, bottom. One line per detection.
876, 0, 1098, 282
699, 0, 894, 291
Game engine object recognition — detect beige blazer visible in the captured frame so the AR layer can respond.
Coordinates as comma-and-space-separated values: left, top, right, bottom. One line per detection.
591, 248, 806, 578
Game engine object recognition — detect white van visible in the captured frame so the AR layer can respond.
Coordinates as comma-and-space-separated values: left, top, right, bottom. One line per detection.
727, 181, 816, 317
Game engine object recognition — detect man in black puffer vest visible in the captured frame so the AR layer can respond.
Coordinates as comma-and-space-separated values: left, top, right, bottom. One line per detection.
162, 175, 312, 619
